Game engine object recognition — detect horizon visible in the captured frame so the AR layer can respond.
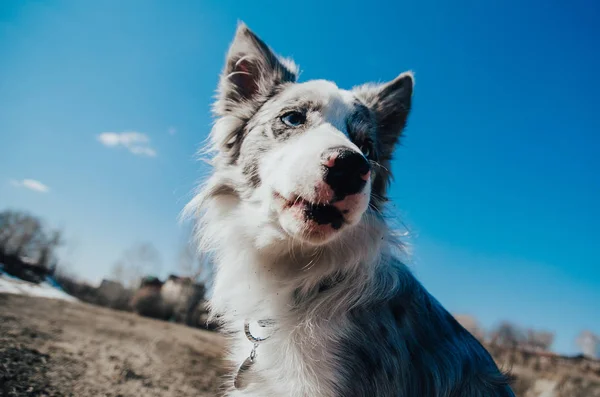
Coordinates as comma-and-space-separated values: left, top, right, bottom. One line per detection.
1, 0, 598, 355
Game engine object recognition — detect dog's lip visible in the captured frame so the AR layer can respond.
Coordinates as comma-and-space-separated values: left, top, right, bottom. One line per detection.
273, 191, 346, 230
274, 192, 306, 207
273, 191, 329, 208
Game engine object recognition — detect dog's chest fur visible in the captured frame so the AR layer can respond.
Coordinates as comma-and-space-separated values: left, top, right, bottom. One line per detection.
210, 238, 384, 396
212, 239, 514, 397
217, 271, 388, 397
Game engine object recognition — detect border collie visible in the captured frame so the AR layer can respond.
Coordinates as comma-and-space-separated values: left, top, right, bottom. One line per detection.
185, 22, 515, 397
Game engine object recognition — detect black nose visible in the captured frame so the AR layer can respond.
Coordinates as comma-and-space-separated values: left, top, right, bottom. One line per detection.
323, 148, 370, 201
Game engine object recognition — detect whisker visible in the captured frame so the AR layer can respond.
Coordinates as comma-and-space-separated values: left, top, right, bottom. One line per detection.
226, 71, 252, 80
369, 159, 389, 173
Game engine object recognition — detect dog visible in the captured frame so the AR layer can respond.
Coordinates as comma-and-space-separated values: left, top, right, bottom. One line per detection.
185, 22, 515, 397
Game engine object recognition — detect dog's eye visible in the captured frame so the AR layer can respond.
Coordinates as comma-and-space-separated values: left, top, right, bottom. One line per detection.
360, 141, 373, 158
280, 111, 306, 127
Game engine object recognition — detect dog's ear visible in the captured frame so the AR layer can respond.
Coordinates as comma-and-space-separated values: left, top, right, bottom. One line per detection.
214, 22, 298, 117
353, 72, 414, 160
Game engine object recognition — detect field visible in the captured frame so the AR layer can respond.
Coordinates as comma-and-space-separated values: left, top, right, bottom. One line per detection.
1, 291, 599, 397
0, 293, 226, 397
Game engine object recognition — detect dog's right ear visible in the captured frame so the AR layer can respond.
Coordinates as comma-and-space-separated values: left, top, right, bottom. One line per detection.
214, 22, 298, 117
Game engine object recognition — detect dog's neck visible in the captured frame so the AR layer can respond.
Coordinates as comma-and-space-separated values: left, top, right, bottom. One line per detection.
210, 239, 369, 328
205, 200, 396, 330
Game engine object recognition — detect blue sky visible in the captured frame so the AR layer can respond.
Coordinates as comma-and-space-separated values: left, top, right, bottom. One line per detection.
1, 0, 598, 354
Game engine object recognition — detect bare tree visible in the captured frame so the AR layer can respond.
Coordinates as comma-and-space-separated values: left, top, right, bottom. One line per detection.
110, 261, 126, 282
576, 330, 599, 359
177, 238, 214, 293
489, 322, 555, 352
489, 321, 526, 349
0, 209, 63, 270
0, 210, 24, 246
0, 211, 42, 258
524, 329, 554, 352
195, 252, 215, 293
38, 230, 63, 271
178, 240, 196, 277
112, 242, 162, 288
177, 223, 215, 289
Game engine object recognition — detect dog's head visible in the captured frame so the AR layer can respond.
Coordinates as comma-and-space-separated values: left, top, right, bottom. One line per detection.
200, 23, 412, 248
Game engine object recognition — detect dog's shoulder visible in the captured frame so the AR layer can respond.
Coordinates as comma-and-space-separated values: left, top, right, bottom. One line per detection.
333, 260, 515, 397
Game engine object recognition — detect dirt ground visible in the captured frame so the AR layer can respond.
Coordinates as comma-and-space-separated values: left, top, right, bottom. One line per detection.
3, 292, 599, 397
0, 293, 227, 397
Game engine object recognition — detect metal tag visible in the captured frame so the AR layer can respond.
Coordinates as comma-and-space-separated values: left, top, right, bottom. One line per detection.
234, 343, 258, 390
234, 356, 254, 389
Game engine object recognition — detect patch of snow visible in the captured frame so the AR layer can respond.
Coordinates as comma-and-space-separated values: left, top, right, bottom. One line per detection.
0, 271, 78, 302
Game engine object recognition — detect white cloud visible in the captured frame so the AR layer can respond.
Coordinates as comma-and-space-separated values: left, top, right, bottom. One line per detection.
129, 146, 157, 157
10, 179, 50, 193
167, 127, 176, 135
97, 131, 157, 157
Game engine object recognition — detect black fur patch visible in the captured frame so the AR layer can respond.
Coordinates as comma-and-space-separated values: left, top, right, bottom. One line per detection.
347, 102, 376, 147
353, 74, 414, 209
330, 263, 515, 397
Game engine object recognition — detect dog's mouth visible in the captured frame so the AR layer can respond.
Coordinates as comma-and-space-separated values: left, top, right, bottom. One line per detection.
274, 192, 345, 230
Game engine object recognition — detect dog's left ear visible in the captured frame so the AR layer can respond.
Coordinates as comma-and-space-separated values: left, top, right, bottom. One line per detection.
353, 72, 414, 160
215, 22, 298, 117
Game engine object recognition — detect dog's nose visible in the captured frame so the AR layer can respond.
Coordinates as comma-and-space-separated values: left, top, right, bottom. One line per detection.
322, 148, 371, 200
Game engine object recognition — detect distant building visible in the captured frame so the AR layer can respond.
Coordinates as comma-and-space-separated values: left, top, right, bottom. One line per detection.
161, 275, 206, 325
577, 331, 600, 359
127, 274, 214, 329
96, 279, 129, 308
130, 276, 164, 318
